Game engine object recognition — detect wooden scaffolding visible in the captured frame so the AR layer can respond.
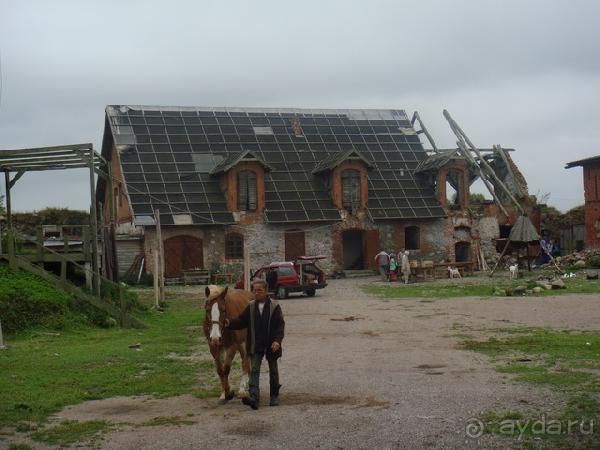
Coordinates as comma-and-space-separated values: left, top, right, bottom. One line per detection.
0, 143, 143, 327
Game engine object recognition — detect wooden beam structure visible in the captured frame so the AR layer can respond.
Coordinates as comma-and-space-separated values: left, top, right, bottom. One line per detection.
0, 143, 142, 326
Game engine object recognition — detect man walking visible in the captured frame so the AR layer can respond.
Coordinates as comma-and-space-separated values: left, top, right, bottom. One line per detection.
374, 249, 390, 281
226, 279, 285, 409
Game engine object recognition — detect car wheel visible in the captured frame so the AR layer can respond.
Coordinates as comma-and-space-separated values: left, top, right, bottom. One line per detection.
305, 289, 316, 297
276, 286, 288, 299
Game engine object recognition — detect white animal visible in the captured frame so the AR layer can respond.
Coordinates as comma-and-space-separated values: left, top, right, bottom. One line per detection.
509, 264, 519, 279
448, 266, 461, 279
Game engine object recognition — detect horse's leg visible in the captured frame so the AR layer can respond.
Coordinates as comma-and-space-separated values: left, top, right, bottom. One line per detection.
238, 344, 251, 398
210, 345, 228, 403
219, 345, 237, 402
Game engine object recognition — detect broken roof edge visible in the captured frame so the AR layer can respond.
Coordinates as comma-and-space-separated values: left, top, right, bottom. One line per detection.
565, 154, 600, 169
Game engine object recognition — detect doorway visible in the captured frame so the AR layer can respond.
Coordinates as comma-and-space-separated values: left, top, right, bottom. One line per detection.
455, 241, 471, 263
342, 229, 365, 269
164, 235, 203, 278
285, 229, 306, 261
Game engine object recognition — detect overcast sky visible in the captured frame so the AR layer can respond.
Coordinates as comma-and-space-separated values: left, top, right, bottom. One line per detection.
1, 0, 599, 213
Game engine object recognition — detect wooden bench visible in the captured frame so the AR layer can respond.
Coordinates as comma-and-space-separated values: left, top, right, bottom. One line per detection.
182, 269, 211, 285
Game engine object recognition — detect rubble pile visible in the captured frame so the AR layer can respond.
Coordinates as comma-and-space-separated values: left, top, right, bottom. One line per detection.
556, 249, 600, 266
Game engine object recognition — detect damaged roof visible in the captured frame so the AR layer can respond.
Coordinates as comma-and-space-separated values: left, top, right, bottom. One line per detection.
102, 105, 446, 225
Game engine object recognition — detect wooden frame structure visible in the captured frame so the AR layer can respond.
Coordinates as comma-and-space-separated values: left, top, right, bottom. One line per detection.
0, 143, 141, 327
0, 143, 115, 289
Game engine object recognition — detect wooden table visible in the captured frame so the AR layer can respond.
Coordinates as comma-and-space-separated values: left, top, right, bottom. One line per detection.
211, 273, 235, 285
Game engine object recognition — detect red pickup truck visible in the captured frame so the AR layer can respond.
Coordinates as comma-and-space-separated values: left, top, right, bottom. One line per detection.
235, 256, 328, 299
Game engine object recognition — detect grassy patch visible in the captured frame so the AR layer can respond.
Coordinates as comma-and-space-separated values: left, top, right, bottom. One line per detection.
0, 291, 218, 428
141, 416, 196, 427
30, 420, 111, 446
8, 444, 32, 450
464, 328, 600, 447
363, 274, 600, 299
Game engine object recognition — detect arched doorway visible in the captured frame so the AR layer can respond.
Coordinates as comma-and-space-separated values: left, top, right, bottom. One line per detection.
285, 229, 306, 261
342, 229, 365, 269
455, 241, 471, 263
163, 235, 203, 278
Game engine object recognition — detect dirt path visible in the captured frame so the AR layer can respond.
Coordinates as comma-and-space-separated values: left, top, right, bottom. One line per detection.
54, 277, 599, 449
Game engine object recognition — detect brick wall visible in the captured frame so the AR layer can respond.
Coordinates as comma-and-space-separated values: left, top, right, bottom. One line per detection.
583, 163, 600, 247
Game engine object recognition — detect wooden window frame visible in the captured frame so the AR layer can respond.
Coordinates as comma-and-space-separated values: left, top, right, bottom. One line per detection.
341, 169, 361, 212
237, 170, 257, 212
225, 233, 244, 259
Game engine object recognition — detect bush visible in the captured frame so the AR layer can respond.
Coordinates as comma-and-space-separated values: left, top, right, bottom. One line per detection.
587, 256, 600, 269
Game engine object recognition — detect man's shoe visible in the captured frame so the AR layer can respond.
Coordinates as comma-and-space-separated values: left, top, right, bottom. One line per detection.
242, 396, 258, 410
269, 395, 279, 406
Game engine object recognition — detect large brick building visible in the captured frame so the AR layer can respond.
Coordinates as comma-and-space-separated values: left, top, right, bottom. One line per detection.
97, 105, 539, 279
566, 155, 600, 248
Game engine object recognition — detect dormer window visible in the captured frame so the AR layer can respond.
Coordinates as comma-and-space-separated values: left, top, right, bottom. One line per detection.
312, 149, 375, 215
238, 170, 257, 211
342, 170, 361, 211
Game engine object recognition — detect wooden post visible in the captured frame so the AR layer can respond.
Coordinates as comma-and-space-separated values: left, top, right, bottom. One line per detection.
154, 209, 164, 302
88, 153, 101, 297
0, 320, 6, 350
37, 227, 44, 266
243, 240, 251, 291
153, 247, 160, 308
60, 235, 68, 280
4, 171, 12, 230
107, 163, 119, 282
119, 285, 126, 327
489, 239, 511, 277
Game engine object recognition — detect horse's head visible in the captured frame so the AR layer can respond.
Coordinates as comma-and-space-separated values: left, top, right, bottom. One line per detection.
205, 285, 229, 347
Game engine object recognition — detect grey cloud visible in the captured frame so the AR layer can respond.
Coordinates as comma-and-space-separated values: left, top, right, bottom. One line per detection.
1, 0, 599, 212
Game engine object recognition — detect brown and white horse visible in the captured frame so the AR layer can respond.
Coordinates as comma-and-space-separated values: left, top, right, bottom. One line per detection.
203, 285, 252, 403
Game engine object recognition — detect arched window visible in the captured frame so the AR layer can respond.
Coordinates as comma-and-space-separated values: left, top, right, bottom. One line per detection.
225, 233, 244, 259
405, 225, 420, 250
342, 170, 361, 211
238, 170, 257, 211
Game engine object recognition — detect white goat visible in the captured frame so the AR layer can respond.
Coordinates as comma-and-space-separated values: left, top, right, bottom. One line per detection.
509, 263, 519, 279
448, 266, 461, 279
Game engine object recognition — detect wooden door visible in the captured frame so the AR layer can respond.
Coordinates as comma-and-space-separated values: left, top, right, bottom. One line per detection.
164, 235, 203, 278
364, 229, 380, 270
285, 230, 306, 261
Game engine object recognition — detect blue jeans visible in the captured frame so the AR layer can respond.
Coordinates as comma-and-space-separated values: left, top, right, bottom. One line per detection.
249, 351, 280, 402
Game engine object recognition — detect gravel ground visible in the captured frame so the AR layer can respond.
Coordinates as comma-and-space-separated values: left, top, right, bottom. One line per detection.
51, 277, 599, 449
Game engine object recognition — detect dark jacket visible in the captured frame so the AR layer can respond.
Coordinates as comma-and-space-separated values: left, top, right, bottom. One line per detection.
228, 298, 285, 360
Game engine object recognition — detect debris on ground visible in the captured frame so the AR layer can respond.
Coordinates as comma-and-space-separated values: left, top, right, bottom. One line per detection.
330, 316, 363, 322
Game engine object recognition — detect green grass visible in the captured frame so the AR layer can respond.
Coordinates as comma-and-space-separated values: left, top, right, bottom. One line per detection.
30, 420, 112, 446
463, 328, 600, 448
462, 329, 600, 388
363, 274, 600, 299
0, 291, 218, 429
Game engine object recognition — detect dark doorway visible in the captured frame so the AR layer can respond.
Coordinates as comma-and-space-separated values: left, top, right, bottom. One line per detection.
343, 230, 365, 269
455, 241, 471, 263
164, 235, 203, 278
499, 225, 512, 239
285, 229, 306, 261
